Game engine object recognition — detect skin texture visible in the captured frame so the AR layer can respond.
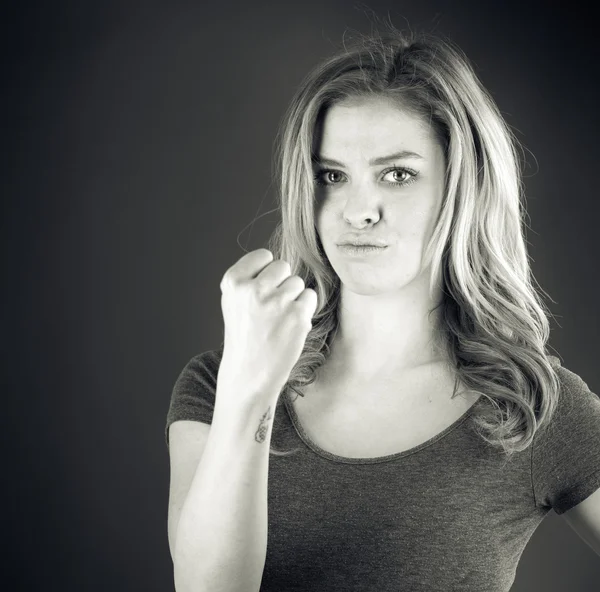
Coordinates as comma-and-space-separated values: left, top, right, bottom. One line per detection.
312, 95, 448, 378
562, 486, 600, 556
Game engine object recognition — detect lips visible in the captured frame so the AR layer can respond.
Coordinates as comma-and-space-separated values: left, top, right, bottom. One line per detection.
337, 237, 389, 247
337, 243, 388, 257
339, 242, 387, 247
338, 241, 388, 248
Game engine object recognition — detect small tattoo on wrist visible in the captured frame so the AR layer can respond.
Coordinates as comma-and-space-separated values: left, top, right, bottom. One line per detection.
255, 406, 273, 443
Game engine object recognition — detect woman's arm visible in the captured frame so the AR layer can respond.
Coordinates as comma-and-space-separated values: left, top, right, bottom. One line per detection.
561, 484, 600, 557
171, 381, 280, 592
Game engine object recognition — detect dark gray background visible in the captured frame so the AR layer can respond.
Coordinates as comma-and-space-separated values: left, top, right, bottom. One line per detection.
3, 0, 599, 590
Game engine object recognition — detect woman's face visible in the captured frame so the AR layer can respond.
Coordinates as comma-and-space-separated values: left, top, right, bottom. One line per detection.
312, 96, 447, 295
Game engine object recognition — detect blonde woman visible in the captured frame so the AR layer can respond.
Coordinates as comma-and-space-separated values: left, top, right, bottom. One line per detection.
165, 24, 600, 592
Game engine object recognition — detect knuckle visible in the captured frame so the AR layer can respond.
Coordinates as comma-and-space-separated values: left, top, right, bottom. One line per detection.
274, 259, 291, 273
221, 271, 239, 290
286, 275, 305, 289
219, 272, 230, 291
252, 248, 273, 266
291, 299, 308, 316
254, 275, 271, 292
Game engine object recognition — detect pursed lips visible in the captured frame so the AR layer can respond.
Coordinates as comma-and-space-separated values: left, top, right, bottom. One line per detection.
337, 237, 389, 247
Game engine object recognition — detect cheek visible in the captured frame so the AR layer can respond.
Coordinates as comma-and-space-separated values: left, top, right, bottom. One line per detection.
314, 202, 334, 238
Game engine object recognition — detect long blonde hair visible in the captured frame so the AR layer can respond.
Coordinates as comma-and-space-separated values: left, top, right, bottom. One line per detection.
265, 24, 560, 459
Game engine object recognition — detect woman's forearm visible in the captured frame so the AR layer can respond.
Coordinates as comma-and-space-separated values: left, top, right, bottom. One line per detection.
173, 383, 280, 592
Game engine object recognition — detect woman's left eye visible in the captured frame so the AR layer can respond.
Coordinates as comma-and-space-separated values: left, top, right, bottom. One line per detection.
382, 167, 418, 185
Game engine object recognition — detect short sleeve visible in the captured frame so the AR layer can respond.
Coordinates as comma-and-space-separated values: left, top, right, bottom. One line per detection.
164, 347, 224, 451
532, 361, 600, 515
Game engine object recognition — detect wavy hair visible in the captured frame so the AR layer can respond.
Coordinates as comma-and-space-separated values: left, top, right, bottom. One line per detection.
264, 23, 560, 460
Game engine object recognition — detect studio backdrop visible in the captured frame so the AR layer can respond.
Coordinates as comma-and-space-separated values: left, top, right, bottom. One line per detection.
3, 1, 599, 590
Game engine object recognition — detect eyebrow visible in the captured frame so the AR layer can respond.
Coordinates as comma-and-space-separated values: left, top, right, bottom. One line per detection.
311, 150, 425, 167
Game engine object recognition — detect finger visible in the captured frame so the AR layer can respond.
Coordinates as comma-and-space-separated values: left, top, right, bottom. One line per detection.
295, 288, 318, 312
223, 249, 273, 287
277, 275, 306, 300
255, 260, 292, 287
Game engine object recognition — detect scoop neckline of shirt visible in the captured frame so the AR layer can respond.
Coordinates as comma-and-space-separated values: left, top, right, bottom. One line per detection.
282, 389, 485, 465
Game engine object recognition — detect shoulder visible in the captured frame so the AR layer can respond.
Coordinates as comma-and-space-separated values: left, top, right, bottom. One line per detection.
550, 354, 593, 392
548, 355, 598, 412
177, 345, 225, 385
530, 355, 600, 515
165, 344, 225, 448
187, 344, 224, 369
535, 354, 599, 443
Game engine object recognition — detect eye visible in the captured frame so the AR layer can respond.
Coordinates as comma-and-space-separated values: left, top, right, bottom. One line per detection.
313, 170, 345, 186
314, 167, 418, 186
382, 167, 418, 186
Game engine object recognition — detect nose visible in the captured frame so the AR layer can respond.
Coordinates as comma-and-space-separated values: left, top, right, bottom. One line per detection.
342, 189, 382, 227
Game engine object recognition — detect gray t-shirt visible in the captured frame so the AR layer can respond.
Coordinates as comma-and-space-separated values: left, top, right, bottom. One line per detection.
165, 347, 600, 591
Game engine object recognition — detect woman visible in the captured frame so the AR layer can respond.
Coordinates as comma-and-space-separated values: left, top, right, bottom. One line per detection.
165, 25, 600, 592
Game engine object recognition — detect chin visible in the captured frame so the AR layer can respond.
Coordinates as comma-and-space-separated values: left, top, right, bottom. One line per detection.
336, 271, 404, 295
335, 264, 420, 296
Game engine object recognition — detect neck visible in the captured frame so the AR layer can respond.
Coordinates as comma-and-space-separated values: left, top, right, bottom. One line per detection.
328, 278, 448, 380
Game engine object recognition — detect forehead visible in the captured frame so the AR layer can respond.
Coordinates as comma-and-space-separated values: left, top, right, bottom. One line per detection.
313, 96, 437, 158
